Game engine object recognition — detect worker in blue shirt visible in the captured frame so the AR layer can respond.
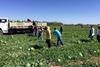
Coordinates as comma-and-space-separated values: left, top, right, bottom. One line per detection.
53, 28, 64, 46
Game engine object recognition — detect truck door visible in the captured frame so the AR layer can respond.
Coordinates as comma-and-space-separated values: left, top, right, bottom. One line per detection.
0, 19, 8, 33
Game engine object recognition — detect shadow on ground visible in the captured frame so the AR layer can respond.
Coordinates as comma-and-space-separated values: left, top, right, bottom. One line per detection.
30, 44, 43, 49
4, 32, 33, 35
80, 39, 91, 42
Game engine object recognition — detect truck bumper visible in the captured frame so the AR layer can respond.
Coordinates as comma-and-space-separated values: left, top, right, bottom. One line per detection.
3, 30, 8, 33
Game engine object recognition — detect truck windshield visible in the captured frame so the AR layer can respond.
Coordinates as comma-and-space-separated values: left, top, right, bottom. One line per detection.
0, 19, 7, 23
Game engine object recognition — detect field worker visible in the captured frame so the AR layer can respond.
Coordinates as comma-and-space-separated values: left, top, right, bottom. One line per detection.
33, 26, 38, 37
37, 26, 43, 40
59, 25, 63, 34
44, 26, 51, 48
96, 26, 100, 42
88, 25, 95, 40
40, 26, 44, 40
53, 28, 64, 47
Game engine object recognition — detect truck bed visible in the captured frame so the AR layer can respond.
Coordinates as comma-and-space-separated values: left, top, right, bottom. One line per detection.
9, 22, 33, 29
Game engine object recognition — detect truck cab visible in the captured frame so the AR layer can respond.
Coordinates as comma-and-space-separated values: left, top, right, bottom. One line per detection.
0, 18, 9, 34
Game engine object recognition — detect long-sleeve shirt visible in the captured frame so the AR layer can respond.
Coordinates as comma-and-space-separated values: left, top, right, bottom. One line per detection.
88, 28, 95, 36
96, 29, 100, 35
45, 28, 51, 39
53, 29, 61, 38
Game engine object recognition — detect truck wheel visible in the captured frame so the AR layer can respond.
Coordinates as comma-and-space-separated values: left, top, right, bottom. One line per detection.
0, 30, 3, 35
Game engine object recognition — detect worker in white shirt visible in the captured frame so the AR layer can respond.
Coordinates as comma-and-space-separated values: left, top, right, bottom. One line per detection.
88, 25, 95, 40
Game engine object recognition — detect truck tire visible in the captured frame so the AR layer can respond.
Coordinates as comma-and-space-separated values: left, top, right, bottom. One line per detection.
0, 29, 3, 35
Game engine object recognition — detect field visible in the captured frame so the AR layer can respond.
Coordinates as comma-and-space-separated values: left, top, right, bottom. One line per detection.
0, 25, 100, 67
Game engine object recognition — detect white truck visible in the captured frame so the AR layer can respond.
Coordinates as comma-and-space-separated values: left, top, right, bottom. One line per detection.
0, 18, 47, 34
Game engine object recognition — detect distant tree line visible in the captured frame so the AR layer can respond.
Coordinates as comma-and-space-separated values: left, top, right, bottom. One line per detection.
47, 21, 63, 26
9, 20, 64, 26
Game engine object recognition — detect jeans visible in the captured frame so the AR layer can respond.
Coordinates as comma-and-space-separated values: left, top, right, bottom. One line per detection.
57, 37, 64, 46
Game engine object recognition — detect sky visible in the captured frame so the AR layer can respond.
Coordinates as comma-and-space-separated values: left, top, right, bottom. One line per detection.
0, 0, 100, 24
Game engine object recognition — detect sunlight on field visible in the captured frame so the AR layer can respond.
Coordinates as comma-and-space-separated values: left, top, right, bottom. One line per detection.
0, 25, 100, 67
